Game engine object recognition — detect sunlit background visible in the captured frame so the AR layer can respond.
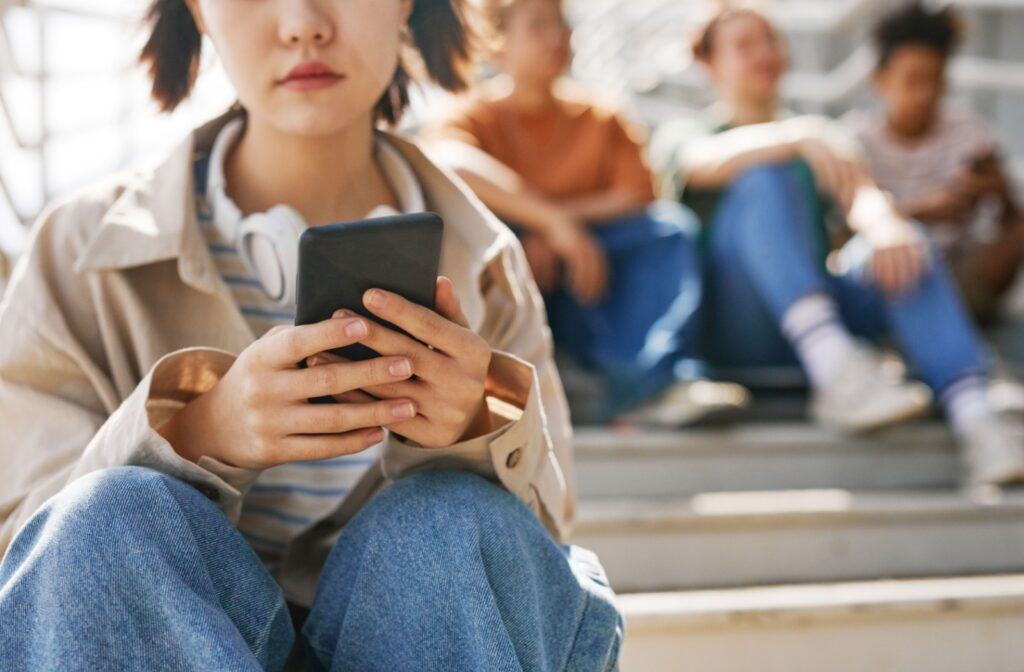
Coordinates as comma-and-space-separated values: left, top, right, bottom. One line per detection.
5, 3, 1024, 670
3, 0, 1024, 259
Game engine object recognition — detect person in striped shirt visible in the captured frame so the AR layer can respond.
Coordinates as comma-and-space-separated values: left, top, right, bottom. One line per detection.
845, 1, 1024, 325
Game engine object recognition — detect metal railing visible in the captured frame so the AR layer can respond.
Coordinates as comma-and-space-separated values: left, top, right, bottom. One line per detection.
0, 0, 137, 235
568, 0, 1024, 185
570, 0, 1024, 101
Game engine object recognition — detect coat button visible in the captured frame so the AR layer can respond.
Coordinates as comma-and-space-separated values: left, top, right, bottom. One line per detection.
506, 448, 523, 469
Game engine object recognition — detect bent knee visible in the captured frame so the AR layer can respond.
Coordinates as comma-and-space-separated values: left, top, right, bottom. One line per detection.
44, 466, 185, 532
381, 470, 510, 515
357, 470, 531, 540
731, 163, 796, 195
4, 467, 189, 569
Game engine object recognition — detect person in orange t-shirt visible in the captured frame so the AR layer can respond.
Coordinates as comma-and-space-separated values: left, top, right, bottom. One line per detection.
424, 0, 749, 426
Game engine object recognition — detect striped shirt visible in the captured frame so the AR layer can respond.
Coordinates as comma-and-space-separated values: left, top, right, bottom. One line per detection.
843, 108, 999, 253
192, 119, 425, 566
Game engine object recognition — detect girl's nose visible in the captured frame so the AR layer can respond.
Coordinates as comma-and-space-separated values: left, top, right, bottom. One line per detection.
278, 1, 335, 47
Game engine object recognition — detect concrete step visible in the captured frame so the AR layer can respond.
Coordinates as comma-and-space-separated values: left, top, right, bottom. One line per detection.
574, 423, 958, 500
617, 574, 1024, 672
573, 489, 1024, 592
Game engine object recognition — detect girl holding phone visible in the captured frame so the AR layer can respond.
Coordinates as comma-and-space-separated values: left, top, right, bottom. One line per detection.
0, 0, 621, 669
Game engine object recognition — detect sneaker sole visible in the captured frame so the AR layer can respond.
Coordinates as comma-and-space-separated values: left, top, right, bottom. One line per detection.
619, 401, 749, 430
815, 398, 932, 435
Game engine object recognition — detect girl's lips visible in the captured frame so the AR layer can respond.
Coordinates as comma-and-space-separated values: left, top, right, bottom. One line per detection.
280, 61, 344, 91
280, 73, 344, 91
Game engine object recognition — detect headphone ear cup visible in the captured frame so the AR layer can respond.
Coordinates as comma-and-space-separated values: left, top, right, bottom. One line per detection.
236, 205, 307, 307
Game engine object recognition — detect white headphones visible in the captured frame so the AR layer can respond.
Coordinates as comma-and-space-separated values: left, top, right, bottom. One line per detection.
206, 116, 426, 308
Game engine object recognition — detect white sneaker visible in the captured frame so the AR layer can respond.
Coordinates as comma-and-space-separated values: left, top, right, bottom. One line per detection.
811, 346, 932, 433
621, 379, 751, 429
963, 415, 1024, 488
988, 377, 1024, 417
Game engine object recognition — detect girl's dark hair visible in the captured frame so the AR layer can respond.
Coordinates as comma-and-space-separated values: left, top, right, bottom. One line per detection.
138, 0, 483, 123
691, 4, 775, 63
873, 2, 963, 69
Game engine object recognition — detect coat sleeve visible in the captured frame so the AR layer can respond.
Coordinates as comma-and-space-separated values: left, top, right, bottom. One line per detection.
380, 236, 575, 540
0, 203, 259, 557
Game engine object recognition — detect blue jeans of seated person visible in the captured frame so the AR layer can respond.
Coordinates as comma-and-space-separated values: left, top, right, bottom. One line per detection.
0, 467, 622, 672
703, 163, 988, 394
540, 202, 707, 416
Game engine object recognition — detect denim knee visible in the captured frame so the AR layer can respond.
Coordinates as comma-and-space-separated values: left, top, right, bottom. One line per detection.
3, 466, 200, 571
47, 466, 181, 527
363, 470, 527, 540
730, 163, 797, 199
324, 470, 550, 578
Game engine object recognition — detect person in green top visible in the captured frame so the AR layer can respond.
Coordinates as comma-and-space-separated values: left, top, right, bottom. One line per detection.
650, 5, 1024, 488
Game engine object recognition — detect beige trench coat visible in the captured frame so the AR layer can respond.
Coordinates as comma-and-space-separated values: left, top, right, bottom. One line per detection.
0, 108, 574, 605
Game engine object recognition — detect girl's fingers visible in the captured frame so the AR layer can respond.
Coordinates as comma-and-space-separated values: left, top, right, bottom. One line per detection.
358, 322, 448, 381
359, 378, 427, 404
285, 356, 413, 399
434, 276, 471, 329
876, 246, 922, 295
281, 428, 387, 463
260, 317, 370, 369
289, 397, 418, 435
331, 389, 379, 404
875, 252, 896, 293
363, 288, 478, 357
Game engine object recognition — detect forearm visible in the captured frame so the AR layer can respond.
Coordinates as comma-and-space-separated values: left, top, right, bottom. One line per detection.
453, 167, 565, 236
559, 189, 649, 224
685, 122, 802, 189
899, 200, 941, 224
424, 139, 562, 236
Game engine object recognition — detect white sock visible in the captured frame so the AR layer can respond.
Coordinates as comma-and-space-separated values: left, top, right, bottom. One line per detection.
941, 376, 994, 438
781, 293, 857, 388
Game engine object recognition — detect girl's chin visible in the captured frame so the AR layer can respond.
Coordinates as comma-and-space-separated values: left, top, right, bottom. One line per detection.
267, 109, 367, 137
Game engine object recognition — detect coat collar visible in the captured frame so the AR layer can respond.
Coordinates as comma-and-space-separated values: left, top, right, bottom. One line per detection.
75, 106, 512, 329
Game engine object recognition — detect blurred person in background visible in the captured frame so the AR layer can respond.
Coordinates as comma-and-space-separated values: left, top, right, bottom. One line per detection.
425, 0, 750, 427
845, 1, 1024, 326
650, 4, 1024, 487
0, 0, 624, 669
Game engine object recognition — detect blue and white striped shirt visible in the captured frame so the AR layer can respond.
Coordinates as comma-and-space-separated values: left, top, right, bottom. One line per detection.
192, 118, 425, 566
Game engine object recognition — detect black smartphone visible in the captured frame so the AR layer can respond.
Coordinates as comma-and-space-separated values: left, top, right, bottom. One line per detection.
295, 212, 444, 362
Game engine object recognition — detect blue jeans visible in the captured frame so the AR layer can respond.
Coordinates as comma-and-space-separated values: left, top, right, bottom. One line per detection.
704, 164, 988, 394
543, 202, 707, 415
0, 467, 622, 671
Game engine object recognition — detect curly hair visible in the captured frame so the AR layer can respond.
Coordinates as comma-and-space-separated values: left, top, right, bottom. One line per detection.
873, 1, 963, 69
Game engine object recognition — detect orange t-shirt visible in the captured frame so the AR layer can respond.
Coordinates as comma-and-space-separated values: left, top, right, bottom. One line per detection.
430, 85, 656, 203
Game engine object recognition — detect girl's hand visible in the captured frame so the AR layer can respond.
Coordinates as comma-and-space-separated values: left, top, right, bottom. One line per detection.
797, 137, 864, 212
521, 234, 561, 295
868, 221, 929, 295
160, 315, 419, 469
903, 187, 976, 223
544, 217, 609, 304
328, 277, 493, 448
